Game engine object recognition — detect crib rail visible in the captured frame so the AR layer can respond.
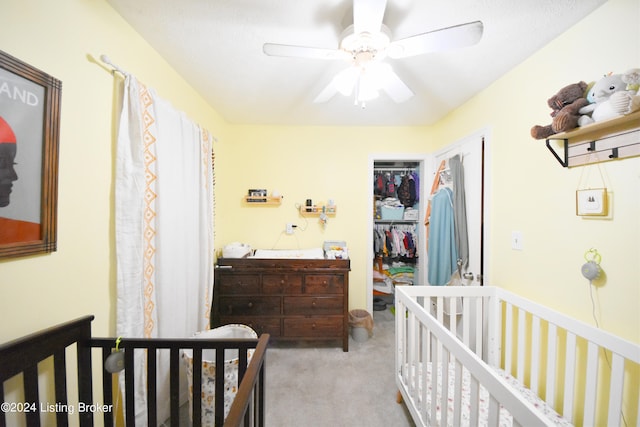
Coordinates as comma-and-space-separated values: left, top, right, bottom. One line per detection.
0, 315, 94, 427
0, 316, 269, 427
396, 288, 554, 426
396, 286, 640, 427
495, 288, 639, 427
224, 335, 268, 427
88, 334, 269, 427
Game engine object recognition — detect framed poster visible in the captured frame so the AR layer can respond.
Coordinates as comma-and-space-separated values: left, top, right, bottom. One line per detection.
0, 50, 61, 258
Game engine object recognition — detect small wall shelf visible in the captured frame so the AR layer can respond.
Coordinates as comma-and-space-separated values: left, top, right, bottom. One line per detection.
299, 205, 337, 216
545, 110, 640, 167
243, 195, 282, 205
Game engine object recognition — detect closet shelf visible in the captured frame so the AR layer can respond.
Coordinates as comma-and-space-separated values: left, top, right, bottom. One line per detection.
243, 195, 282, 205
545, 110, 640, 167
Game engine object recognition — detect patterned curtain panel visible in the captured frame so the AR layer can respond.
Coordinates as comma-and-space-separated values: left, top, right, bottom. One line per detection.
115, 75, 214, 425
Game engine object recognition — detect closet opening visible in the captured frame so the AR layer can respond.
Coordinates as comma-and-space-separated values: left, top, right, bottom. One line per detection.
368, 156, 427, 314
366, 132, 489, 315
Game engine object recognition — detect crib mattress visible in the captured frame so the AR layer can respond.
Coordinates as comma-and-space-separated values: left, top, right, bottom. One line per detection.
402, 362, 571, 427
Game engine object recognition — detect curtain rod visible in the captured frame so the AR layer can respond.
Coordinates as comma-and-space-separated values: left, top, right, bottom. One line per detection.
100, 54, 128, 76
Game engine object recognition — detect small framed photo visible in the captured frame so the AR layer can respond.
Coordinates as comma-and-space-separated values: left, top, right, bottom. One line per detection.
248, 189, 267, 197
576, 188, 608, 216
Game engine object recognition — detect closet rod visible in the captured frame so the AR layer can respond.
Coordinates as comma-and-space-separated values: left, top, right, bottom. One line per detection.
374, 167, 417, 172
100, 54, 128, 76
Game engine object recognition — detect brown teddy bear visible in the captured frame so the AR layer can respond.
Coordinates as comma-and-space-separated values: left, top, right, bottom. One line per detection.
530, 81, 590, 139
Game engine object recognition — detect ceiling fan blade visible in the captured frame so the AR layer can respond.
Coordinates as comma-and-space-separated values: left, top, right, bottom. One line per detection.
313, 81, 340, 103
387, 20, 483, 59
314, 67, 359, 103
353, 0, 387, 35
263, 43, 349, 60
375, 65, 414, 103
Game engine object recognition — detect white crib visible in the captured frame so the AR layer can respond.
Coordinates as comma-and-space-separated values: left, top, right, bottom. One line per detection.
395, 285, 640, 427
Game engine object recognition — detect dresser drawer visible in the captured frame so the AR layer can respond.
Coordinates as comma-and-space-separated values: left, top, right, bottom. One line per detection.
262, 274, 303, 294
217, 274, 261, 294
218, 316, 281, 337
304, 274, 344, 294
213, 258, 350, 351
283, 296, 343, 315
283, 317, 343, 337
218, 296, 280, 316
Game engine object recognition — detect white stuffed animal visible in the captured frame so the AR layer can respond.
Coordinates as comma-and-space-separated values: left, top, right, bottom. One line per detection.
609, 68, 640, 116
578, 73, 628, 125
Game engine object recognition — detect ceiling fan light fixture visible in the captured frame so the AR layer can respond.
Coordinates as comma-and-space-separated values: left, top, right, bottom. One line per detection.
264, 0, 482, 107
355, 70, 380, 104
334, 67, 359, 96
339, 24, 391, 62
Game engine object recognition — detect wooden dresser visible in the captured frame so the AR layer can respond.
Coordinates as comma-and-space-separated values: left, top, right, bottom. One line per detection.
212, 257, 351, 351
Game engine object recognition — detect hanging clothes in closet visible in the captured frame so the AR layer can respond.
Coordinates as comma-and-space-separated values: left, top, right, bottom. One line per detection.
373, 223, 418, 260
373, 163, 421, 302
373, 223, 418, 291
425, 154, 469, 285
373, 169, 420, 204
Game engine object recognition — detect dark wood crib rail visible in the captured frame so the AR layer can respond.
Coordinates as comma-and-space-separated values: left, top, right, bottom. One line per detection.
0, 315, 269, 427
223, 334, 268, 427
0, 315, 94, 427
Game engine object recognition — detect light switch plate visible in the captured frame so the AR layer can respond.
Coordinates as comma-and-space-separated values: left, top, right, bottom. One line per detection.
511, 231, 523, 250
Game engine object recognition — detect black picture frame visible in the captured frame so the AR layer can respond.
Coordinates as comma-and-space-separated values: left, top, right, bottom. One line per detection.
0, 50, 61, 258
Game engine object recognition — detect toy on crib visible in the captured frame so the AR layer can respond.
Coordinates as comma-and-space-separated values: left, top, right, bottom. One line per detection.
530, 81, 591, 140
577, 72, 635, 125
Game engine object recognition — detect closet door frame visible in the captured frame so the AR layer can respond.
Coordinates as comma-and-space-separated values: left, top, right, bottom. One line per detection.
367, 153, 429, 314
366, 128, 492, 314
431, 127, 492, 289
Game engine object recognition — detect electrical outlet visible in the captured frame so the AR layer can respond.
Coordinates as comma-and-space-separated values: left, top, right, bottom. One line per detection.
511, 231, 523, 250
286, 223, 294, 235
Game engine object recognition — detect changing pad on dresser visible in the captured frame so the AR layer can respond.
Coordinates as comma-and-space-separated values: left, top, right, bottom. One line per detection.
251, 247, 325, 259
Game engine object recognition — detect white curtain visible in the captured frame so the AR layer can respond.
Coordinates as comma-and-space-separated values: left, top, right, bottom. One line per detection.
115, 75, 214, 425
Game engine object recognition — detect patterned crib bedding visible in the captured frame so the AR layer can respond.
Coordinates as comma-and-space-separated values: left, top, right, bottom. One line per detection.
402, 362, 571, 427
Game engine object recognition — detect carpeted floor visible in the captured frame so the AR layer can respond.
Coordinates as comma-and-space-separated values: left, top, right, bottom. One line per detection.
265, 308, 415, 427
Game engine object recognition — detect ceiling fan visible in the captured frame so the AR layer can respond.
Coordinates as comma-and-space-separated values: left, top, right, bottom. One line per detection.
263, 0, 483, 107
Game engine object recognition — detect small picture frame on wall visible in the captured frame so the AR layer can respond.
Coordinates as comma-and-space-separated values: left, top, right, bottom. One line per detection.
576, 188, 608, 216
0, 50, 62, 258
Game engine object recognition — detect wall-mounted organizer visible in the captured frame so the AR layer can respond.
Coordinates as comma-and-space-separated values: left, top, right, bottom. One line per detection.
298, 204, 337, 216
545, 110, 640, 167
243, 195, 282, 205
243, 189, 282, 205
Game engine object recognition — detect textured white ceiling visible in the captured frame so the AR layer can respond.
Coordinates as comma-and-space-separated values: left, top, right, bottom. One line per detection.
105, 0, 606, 126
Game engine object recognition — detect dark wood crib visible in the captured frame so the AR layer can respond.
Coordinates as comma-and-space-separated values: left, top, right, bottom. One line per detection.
0, 315, 269, 427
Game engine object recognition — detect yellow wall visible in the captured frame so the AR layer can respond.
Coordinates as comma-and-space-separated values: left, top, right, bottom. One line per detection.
0, 0, 227, 342
431, 0, 640, 344
218, 0, 640, 344
1, 0, 637, 354
214, 124, 437, 311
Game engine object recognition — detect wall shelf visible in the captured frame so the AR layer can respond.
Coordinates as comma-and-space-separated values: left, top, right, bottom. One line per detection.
243, 195, 282, 205
545, 110, 640, 167
299, 205, 337, 216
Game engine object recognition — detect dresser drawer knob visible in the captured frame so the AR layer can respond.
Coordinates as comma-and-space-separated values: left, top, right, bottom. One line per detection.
312, 300, 317, 308
247, 302, 254, 308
